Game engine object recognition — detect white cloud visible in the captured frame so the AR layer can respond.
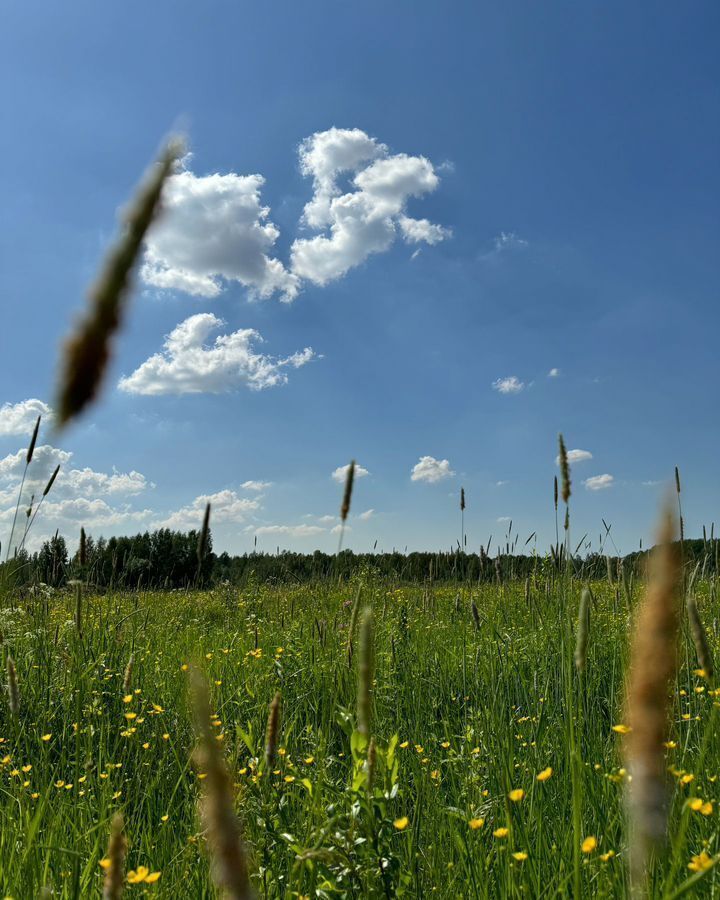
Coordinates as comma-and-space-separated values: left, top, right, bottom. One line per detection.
584, 474, 614, 491
642, 480, 662, 487
317, 514, 337, 524
497, 516, 512, 523
548, 368, 560, 378
411, 456, 455, 483
142, 166, 300, 301
118, 313, 316, 396
291, 127, 449, 285
492, 376, 525, 394
358, 509, 374, 521
0, 399, 54, 436
496, 480, 509, 487
331, 463, 370, 483
493, 231, 528, 253
156, 489, 260, 531
241, 480, 272, 492
556, 449, 593, 465
0, 444, 153, 540
250, 524, 325, 538
330, 523, 349, 535
40, 498, 152, 527
0, 445, 70, 484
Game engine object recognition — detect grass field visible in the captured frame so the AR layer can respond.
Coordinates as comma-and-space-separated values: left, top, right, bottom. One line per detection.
1, 565, 718, 897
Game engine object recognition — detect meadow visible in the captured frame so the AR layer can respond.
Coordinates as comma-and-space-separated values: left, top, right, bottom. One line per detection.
1, 141, 716, 899
0, 557, 719, 897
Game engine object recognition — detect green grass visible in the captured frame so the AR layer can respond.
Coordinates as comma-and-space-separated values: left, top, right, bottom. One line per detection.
0, 572, 718, 897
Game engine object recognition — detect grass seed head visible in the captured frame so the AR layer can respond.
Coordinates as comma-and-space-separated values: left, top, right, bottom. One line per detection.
687, 594, 714, 683
624, 505, 681, 885
558, 434, 571, 504
123, 653, 135, 695
191, 669, 253, 900
340, 460, 356, 523
6, 655, 19, 717
43, 464, 61, 497
26, 415, 40, 464
56, 138, 182, 428
357, 606, 373, 737
265, 692, 282, 770
102, 813, 127, 900
574, 588, 591, 673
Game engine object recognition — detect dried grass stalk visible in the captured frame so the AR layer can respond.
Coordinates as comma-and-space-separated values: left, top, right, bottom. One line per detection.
191, 670, 253, 899
56, 139, 182, 427
686, 593, 714, 682
340, 461, 356, 522
102, 813, 127, 900
264, 692, 281, 770
624, 507, 680, 887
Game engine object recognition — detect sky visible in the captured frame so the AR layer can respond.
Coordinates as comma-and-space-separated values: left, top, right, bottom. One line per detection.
1, 1, 719, 558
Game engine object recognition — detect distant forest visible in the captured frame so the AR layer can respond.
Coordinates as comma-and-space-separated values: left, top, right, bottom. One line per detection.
1, 527, 717, 590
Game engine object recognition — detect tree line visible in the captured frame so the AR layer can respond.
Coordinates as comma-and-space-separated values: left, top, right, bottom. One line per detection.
1, 525, 717, 590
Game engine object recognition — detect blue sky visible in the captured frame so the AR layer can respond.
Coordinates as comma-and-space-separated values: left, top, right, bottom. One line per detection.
1, 0, 719, 556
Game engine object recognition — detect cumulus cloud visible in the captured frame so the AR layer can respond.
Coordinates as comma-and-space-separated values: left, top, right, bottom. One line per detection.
0, 444, 153, 540
411, 456, 454, 483
40, 498, 152, 527
156, 489, 260, 531
584, 474, 614, 491
118, 313, 316, 396
142, 166, 299, 301
548, 368, 560, 378
556, 449, 593, 465
0, 399, 54, 436
290, 127, 450, 285
139, 130, 450, 302
240, 480, 272, 492
358, 509, 374, 521
492, 376, 525, 394
331, 463, 370, 483
0, 445, 150, 501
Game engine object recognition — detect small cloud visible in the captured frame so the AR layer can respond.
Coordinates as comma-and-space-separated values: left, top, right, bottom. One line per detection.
584, 474, 614, 491
331, 463, 370, 483
496, 480, 509, 487
317, 514, 337, 524
118, 313, 316, 395
250, 524, 325, 538
497, 516, 512, 523
556, 449, 593, 465
642, 480, 662, 487
0, 399, 54, 436
493, 231, 528, 253
241, 480, 272, 492
330, 523, 350, 535
411, 456, 454, 483
358, 509, 374, 521
548, 368, 560, 378
492, 376, 525, 395
291, 127, 450, 285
